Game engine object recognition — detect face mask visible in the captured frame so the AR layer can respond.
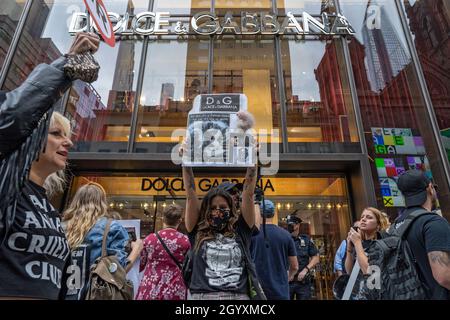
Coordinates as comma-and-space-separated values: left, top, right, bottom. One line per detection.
287, 224, 295, 233
208, 208, 231, 231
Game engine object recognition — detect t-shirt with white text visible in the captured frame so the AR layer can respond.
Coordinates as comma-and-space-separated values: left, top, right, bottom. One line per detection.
0, 180, 70, 299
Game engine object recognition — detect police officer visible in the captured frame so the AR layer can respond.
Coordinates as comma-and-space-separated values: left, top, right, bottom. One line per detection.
287, 214, 320, 300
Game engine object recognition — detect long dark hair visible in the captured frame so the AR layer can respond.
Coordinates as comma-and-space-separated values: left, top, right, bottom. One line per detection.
194, 187, 238, 251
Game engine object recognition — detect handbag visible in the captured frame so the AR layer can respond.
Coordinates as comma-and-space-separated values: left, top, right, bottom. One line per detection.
156, 232, 190, 299
63, 51, 100, 83
85, 219, 134, 300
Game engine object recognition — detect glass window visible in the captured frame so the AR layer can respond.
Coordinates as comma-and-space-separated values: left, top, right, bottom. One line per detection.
281, 40, 360, 152
277, 0, 337, 15
402, 0, 450, 166
340, 0, 450, 217
213, 39, 281, 147
69, 173, 352, 300
135, 39, 209, 153
2, 0, 148, 152
0, 1, 25, 76
152, 0, 211, 15
215, 0, 272, 15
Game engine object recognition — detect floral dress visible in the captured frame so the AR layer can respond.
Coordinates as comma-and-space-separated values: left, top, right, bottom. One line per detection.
136, 228, 191, 300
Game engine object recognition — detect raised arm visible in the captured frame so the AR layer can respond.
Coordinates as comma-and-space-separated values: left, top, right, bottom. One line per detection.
183, 166, 201, 232
0, 32, 99, 158
241, 163, 257, 229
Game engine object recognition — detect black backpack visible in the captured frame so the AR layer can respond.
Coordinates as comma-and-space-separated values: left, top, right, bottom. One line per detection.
360, 208, 433, 300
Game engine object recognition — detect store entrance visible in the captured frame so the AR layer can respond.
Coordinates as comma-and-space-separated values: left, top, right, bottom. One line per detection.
69, 174, 353, 300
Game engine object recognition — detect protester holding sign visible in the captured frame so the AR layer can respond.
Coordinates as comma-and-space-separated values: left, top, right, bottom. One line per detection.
180, 111, 266, 300
0, 32, 99, 300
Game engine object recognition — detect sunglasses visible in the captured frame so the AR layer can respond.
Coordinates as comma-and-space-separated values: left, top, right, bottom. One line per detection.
210, 208, 231, 215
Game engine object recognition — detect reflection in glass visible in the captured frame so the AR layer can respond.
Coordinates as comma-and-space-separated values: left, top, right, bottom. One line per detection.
213, 39, 281, 146
277, 0, 336, 15
135, 40, 209, 153
2, 0, 148, 152
0, 1, 25, 76
153, 0, 211, 15
282, 40, 360, 152
215, 0, 272, 15
402, 0, 450, 165
340, 0, 450, 216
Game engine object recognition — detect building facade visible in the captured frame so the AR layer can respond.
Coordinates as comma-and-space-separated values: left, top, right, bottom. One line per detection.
1, 0, 449, 299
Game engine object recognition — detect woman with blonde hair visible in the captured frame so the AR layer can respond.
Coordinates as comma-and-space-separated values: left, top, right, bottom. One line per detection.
0, 111, 75, 300
0, 33, 100, 300
64, 183, 142, 272
344, 207, 390, 299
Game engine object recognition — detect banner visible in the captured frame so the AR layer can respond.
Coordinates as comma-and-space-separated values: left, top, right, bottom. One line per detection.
182, 93, 256, 167
66, 243, 91, 300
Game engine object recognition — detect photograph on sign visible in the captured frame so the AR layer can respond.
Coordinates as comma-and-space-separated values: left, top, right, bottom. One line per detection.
83, 0, 115, 47
182, 94, 255, 167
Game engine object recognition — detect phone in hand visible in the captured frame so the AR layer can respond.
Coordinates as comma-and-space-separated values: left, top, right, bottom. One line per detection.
352, 226, 359, 233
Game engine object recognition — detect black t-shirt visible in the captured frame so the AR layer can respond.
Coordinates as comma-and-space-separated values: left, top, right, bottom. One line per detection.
0, 180, 70, 299
395, 207, 450, 300
250, 224, 296, 299
188, 215, 251, 294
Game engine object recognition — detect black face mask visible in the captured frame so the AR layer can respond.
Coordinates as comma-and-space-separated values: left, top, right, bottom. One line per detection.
208, 208, 231, 231
287, 224, 295, 233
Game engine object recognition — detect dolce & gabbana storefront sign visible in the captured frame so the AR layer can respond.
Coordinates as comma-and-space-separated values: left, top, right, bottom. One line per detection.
69, 10, 355, 36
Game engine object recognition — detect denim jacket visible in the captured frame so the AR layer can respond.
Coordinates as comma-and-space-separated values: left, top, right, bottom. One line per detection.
84, 217, 129, 268
334, 240, 347, 273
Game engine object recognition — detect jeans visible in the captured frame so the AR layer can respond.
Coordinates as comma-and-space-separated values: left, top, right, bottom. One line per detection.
289, 281, 312, 300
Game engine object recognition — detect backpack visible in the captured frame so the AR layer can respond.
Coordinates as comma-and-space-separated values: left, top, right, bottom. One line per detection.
85, 219, 134, 300
360, 208, 433, 300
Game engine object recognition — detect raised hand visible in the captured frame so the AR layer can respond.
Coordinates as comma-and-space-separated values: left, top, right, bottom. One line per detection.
67, 32, 100, 55
236, 111, 255, 131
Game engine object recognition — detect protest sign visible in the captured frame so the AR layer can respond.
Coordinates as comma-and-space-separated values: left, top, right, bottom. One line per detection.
117, 219, 142, 298
66, 243, 91, 300
83, 0, 115, 47
182, 93, 256, 167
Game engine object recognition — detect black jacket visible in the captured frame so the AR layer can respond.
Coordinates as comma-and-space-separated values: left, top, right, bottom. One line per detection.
0, 57, 71, 241
0, 57, 71, 157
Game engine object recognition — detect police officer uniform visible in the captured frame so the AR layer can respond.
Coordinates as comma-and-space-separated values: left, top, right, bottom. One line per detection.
287, 215, 319, 300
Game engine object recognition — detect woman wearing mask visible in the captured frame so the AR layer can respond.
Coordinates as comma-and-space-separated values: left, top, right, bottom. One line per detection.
0, 33, 100, 300
180, 112, 265, 300
137, 204, 191, 300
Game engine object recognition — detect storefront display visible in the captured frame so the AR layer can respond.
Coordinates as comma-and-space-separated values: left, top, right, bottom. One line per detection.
1, 0, 449, 300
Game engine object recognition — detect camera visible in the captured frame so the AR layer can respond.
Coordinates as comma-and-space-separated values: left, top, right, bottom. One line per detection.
254, 186, 264, 203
